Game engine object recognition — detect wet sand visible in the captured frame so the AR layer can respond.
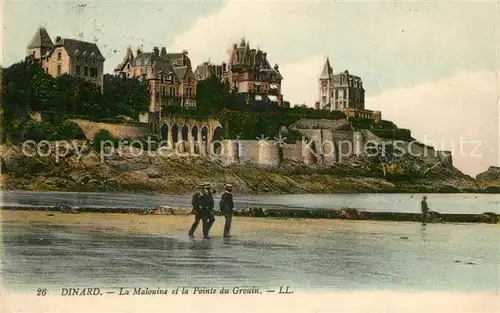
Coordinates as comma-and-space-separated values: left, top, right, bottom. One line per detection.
2, 211, 499, 292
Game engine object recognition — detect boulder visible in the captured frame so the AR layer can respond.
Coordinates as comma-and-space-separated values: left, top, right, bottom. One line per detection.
80, 154, 101, 167
338, 208, 360, 220
480, 212, 497, 224
147, 169, 163, 179
55, 204, 79, 214
428, 211, 443, 223
149, 206, 191, 215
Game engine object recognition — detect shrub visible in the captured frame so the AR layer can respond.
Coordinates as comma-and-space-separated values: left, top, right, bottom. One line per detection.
21, 121, 53, 142
92, 129, 118, 152
50, 121, 86, 141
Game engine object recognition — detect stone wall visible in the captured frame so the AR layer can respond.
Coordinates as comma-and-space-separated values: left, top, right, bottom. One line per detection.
282, 142, 303, 162
258, 140, 280, 167
70, 119, 149, 140
237, 140, 260, 164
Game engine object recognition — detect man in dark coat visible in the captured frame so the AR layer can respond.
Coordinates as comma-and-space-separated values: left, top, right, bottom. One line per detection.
188, 184, 204, 237
421, 196, 429, 225
220, 184, 235, 238
199, 183, 215, 239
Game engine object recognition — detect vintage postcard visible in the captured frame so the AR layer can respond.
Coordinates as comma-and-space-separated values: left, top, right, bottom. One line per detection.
1, 0, 499, 312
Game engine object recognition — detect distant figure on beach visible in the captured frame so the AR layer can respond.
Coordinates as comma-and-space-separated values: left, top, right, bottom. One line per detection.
220, 184, 235, 238
421, 196, 429, 225
188, 184, 204, 238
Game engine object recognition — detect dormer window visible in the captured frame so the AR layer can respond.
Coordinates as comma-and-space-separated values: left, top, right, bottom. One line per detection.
57, 52, 61, 60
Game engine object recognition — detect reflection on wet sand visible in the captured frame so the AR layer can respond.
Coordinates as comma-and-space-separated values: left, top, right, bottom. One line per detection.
2, 211, 499, 292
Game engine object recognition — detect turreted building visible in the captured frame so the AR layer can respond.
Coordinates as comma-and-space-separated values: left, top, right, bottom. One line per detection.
114, 46, 197, 111
26, 27, 105, 91
221, 38, 284, 107
317, 57, 381, 121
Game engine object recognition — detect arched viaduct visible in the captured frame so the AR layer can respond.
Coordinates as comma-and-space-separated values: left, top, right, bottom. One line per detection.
148, 115, 225, 156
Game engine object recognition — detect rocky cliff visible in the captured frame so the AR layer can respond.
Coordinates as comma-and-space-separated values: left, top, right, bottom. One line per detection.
0, 142, 483, 195
476, 166, 500, 192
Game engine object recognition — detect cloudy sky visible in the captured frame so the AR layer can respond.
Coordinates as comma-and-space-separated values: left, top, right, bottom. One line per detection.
2, 0, 499, 176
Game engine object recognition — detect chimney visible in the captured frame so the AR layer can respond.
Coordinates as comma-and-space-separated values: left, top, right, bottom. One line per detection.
160, 47, 167, 58
263, 52, 267, 59
274, 63, 279, 71
136, 48, 142, 55
232, 43, 237, 49
153, 46, 159, 56
182, 49, 188, 55
55, 36, 61, 43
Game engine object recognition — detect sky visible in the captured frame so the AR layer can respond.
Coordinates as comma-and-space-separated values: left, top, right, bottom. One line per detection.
1, 0, 499, 176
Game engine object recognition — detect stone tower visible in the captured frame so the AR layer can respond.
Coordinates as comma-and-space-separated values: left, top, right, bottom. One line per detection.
318, 57, 334, 110
26, 27, 54, 60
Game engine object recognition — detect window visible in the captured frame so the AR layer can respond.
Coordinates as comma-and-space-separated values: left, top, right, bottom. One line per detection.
90, 67, 98, 77
32, 51, 35, 57
85, 57, 88, 62
57, 52, 62, 60
77, 56, 80, 61
93, 58, 96, 64
76, 65, 81, 76
57, 64, 62, 75
255, 85, 260, 93
45, 68, 49, 73
127, 64, 130, 70
84, 66, 88, 76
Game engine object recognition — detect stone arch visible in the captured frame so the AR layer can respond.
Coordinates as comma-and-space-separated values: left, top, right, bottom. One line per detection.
171, 124, 179, 149
160, 124, 169, 141
212, 126, 224, 156
191, 126, 199, 154
201, 126, 208, 155
181, 125, 189, 152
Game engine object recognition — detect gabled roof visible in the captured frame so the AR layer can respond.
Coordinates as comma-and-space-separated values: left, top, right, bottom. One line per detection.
173, 66, 188, 80
27, 27, 54, 49
151, 59, 174, 77
226, 39, 283, 80
114, 46, 134, 72
320, 57, 333, 79
51, 38, 105, 61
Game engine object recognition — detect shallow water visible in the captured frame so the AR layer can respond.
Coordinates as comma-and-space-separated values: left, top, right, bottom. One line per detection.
2, 216, 498, 292
2, 191, 499, 214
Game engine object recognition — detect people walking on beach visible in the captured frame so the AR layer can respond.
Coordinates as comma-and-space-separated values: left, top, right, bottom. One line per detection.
188, 184, 204, 238
200, 183, 215, 239
220, 184, 235, 238
421, 196, 429, 225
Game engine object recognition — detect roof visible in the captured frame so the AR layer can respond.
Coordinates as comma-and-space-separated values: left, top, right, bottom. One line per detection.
52, 38, 105, 61
132, 52, 155, 66
194, 61, 223, 80
174, 66, 188, 80
27, 27, 54, 49
151, 59, 174, 76
167, 53, 183, 60
227, 39, 282, 80
320, 58, 333, 79
114, 46, 134, 72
